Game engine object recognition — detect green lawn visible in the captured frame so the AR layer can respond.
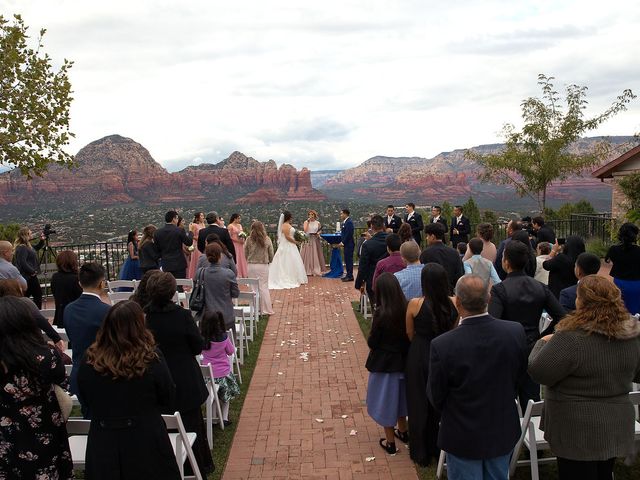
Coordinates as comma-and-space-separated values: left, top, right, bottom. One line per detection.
351, 301, 640, 479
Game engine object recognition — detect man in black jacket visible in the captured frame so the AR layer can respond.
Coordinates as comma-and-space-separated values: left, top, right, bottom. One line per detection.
153, 210, 194, 279
355, 215, 388, 303
383, 205, 403, 233
427, 275, 527, 478
489, 241, 565, 407
532, 216, 556, 245
197, 211, 236, 262
428, 205, 448, 232
404, 202, 424, 245
420, 222, 464, 294
450, 205, 471, 248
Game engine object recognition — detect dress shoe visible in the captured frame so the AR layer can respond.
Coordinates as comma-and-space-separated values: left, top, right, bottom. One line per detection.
341, 276, 354, 282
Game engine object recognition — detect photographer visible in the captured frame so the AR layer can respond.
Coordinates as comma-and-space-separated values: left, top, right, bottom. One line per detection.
13, 227, 45, 308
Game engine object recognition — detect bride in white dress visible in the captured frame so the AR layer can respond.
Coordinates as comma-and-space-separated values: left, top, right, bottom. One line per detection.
269, 211, 309, 289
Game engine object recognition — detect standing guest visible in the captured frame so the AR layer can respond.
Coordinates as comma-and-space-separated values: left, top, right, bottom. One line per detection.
119, 230, 142, 281
605, 222, 640, 314
64, 263, 110, 402
512, 230, 537, 277
177, 216, 192, 270
404, 202, 424, 245
0, 296, 73, 480
384, 205, 403, 233
456, 242, 467, 258
462, 223, 497, 263
405, 263, 458, 467
494, 220, 523, 280
244, 221, 275, 315
14, 226, 45, 308
197, 211, 236, 261
559, 252, 602, 312
355, 215, 388, 302
138, 224, 160, 274
339, 209, 355, 281
77, 301, 182, 480
357, 220, 372, 259
398, 223, 413, 244
187, 212, 206, 279
394, 241, 424, 300
528, 276, 640, 480
372, 234, 405, 291
130, 270, 162, 309
427, 276, 528, 480
532, 216, 556, 245
0, 240, 27, 289
227, 213, 248, 278
463, 238, 501, 285
429, 205, 448, 232
420, 222, 464, 295
153, 210, 193, 279
489, 241, 565, 407
201, 243, 240, 330
197, 233, 238, 277
534, 241, 552, 285
144, 272, 213, 475
51, 250, 83, 328
200, 311, 240, 426
543, 235, 585, 298
449, 205, 471, 249
365, 273, 410, 456
301, 210, 327, 276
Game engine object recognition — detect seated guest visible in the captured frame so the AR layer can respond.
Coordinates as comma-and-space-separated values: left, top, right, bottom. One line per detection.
529, 276, 640, 480
559, 252, 601, 312
463, 238, 501, 285
196, 233, 237, 277
77, 300, 182, 479
51, 250, 83, 328
64, 263, 110, 401
397, 223, 413, 244
605, 222, 640, 314
420, 222, 464, 294
201, 243, 240, 331
138, 224, 160, 274
489, 241, 565, 407
534, 241, 552, 285
394, 241, 423, 300
543, 235, 585, 298
456, 242, 467, 258
0, 296, 73, 479
355, 215, 388, 303
0, 240, 27, 289
463, 223, 497, 263
144, 271, 213, 475
372, 234, 405, 290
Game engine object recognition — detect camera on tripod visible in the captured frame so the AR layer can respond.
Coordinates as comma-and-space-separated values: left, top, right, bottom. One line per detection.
42, 224, 56, 239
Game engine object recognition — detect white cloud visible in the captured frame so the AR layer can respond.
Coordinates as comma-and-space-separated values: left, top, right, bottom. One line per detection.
3, 0, 640, 171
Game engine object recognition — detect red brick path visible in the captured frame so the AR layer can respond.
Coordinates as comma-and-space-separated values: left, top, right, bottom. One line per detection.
223, 275, 418, 479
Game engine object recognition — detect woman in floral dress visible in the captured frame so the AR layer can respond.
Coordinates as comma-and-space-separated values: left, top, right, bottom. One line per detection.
0, 296, 73, 480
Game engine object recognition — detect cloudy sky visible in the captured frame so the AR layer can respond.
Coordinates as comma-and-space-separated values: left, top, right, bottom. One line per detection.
4, 0, 640, 171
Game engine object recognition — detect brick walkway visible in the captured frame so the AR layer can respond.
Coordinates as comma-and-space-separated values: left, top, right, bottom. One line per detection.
223, 275, 418, 479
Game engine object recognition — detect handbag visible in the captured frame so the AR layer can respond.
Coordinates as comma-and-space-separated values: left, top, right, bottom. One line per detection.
54, 385, 73, 422
189, 267, 206, 312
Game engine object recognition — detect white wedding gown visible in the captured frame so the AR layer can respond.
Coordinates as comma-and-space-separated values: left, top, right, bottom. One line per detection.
269, 227, 308, 289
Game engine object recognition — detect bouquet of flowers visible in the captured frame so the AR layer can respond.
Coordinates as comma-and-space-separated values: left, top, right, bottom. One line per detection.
293, 230, 308, 243
238, 231, 248, 240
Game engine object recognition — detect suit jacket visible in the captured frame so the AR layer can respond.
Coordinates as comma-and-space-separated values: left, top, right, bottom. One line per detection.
64, 293, 111, 395
198, 224, 237, 261
559, 284, 578, 311
542, 253, 578, 299
404, 212, 424, 245
419, 242, 464, 294
427, 314, 527, 459
355, 232, 388, 293
429, 216, 448, 232
341, 218, 355, 249
494, 238, 510, 280
383, 214, 403, 233
450, 215, 471, 246
153, 224, 193, 272
489, 271, 566, 347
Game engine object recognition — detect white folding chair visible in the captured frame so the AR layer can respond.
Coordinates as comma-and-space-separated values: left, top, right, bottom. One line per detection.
237, 277, 260, 314
200, 364, 225, 449
359, 292, 372, 319
106, 280, 137, 293
235, 291, 257, 341
233, 307, 250, 364
509, 400, 555, 479
630, 391, 640, 437
163, 411, 203, 480
40, 309, 56, 324
539, 312, 552, 333
66, 418, 91, 469
226, 328, 242, 384
175, 278, 194, 290
107, 291, 132, 305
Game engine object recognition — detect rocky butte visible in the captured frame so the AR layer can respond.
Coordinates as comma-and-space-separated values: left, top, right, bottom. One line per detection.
0, 135, 325, 206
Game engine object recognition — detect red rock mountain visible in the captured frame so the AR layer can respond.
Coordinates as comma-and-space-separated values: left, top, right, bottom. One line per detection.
0, 135, 325, 206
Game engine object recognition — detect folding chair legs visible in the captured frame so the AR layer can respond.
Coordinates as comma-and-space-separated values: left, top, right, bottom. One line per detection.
436, 451, 446, 479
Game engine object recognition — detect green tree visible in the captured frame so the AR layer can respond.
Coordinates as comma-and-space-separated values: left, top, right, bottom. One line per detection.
1, 14, 74, 177
466, 74, 635, 212
441, 201, 453, 222
0, 223, 21, 242
481, 209, 498, 224
462, 196, 481, 227
618, 172, 640, 222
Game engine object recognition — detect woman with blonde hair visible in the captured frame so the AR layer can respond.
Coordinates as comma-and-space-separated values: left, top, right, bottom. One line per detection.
244, 221, 275, 315
13, 226, 45, 308
300, 210, 327, 276
529, 275, 640, 479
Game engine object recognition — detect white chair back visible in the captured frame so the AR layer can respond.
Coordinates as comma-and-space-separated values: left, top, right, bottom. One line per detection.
200, 363, 225, 449
509, 400, 554, 480
107, 291, 132, 305
106, 280, 137, 293
162, 412, 203, 480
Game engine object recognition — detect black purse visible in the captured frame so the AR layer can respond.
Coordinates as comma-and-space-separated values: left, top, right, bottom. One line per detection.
189, 268, 206, 312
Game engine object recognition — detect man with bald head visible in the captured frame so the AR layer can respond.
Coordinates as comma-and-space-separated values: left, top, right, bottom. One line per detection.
427, 275, 527, 480
0, 241, 27, 289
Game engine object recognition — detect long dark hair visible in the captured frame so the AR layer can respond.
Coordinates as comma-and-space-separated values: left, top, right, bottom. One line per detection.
563, 235, 586, 263
371, 273, 407, 339
618, 222, 639, 250
130, 270, 162, 309
0, 296, 47, 382
511, 230, 537, 277
229, 213, 240, 224
200, 311, 227, 349
126, 230, 137, 245
421, 263, 456, 335
283, 211, 292, 223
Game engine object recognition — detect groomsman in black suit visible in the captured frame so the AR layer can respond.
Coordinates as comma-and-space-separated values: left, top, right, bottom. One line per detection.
153, 210, 194, 279
383, 205, 402, 233
450, 205, 471, 249
429, 205, 448, 231
198, 211, 236, 262
404, 202, 424, 245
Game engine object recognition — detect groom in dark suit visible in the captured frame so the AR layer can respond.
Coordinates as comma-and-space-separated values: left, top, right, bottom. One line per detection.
450, 205, 471, 249
404, 202, 424, 245
384, 205, 403, 233
197, 211, 236, 262
153, 210, 194, 279
339, 208, 355, 281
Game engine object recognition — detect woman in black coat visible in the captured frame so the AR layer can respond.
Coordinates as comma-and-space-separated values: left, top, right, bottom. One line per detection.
543, 235, 585, 298
51, 250, 83, 328
14, 226, 45, 308
143, 271, 213, 475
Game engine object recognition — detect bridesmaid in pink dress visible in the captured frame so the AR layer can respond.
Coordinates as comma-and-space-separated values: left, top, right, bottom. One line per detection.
187, 211, 206, 278
228, 213, 248, 278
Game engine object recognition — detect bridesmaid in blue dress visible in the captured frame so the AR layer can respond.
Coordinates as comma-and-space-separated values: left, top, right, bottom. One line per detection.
119, 230, 142, 281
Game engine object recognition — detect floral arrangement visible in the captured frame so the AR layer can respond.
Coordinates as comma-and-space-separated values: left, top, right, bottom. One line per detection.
238, 231, 248, 240
293, 230, 308, 243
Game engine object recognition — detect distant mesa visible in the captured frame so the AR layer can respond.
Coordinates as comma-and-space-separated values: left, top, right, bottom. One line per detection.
0, 135, 325, 206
